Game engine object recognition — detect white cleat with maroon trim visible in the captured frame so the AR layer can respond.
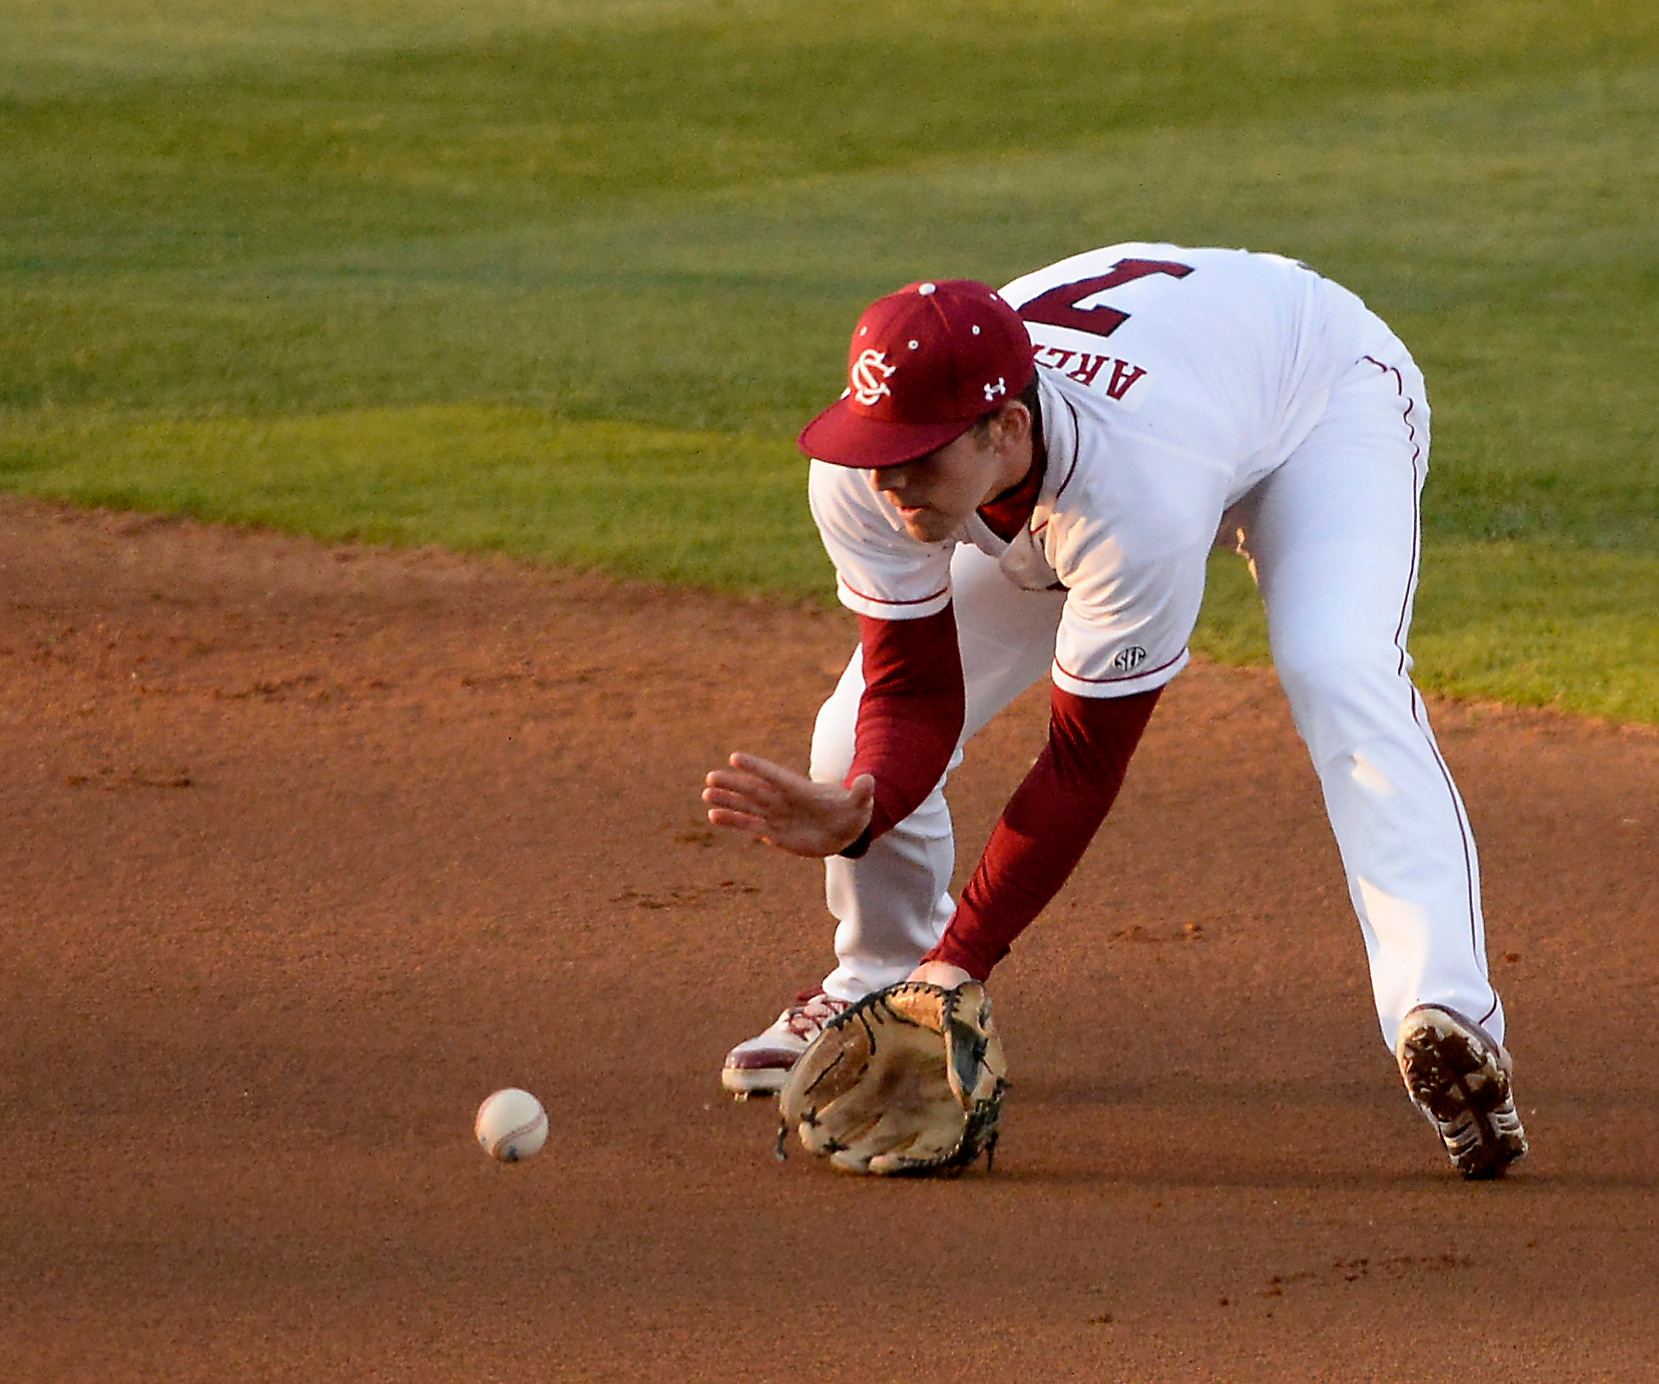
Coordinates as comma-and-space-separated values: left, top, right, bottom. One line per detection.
721, 988, 851, 1098
1396, 1005, 1529, 1179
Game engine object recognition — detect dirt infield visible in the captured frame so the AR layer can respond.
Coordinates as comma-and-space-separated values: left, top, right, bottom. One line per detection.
2, 494, 1655, 1383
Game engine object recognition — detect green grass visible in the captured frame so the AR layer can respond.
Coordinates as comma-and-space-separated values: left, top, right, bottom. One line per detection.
0, 405, 831, 592
3, 1, 1656, 721
1196, 544, 1659, 724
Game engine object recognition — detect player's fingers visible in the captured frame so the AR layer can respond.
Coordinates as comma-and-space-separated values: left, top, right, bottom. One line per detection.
702, 772, 783, 812
704, 806, 770, 835
701, 786, 778, 820
727, 752, 809, 792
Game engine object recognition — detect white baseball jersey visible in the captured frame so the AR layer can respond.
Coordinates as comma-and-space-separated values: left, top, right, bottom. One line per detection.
808, 243, 1387, 699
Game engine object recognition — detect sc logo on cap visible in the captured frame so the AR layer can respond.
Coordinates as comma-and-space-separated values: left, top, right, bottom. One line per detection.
850, 349, 896, 406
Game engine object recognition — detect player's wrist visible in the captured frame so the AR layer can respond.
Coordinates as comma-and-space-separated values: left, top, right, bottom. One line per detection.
836, 822, 875, 858
906, 959, 975, 989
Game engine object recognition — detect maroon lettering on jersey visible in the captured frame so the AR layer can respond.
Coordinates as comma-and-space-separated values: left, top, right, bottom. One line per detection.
1066, 353, 1107, 388
1018, 258, 1195, 338
1105, 359, 1148, 401
1033, 345, 1112, 389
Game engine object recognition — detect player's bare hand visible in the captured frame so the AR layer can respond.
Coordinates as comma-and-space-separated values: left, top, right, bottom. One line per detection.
702, 753, 875, 858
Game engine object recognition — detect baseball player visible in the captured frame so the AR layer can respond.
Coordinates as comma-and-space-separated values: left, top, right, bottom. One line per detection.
703, 244, 1527, 1178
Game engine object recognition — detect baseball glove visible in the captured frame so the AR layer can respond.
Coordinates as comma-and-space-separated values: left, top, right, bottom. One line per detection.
776, 980, 1007, 1176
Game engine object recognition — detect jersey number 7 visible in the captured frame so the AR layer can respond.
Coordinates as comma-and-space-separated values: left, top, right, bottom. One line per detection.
1017, 258, 1194, 338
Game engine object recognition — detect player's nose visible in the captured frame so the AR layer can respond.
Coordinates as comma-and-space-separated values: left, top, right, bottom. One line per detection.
869, 463, 912, 496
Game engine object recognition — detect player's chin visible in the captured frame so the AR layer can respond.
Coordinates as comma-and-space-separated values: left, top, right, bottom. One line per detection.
898, 509, 950, 543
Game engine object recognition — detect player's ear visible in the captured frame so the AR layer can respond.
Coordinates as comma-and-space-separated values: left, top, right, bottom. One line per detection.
993, 399, 1033, 449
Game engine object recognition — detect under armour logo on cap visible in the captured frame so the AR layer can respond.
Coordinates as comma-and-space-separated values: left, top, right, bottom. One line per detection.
798, 279, 1036, 469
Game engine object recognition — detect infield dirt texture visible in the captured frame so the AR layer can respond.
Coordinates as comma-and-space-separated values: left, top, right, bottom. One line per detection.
2, 495, 1655, 1382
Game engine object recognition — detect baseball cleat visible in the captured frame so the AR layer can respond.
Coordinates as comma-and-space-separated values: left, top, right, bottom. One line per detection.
1396, 1005, 1528, 1179
721, 987, 850, 1099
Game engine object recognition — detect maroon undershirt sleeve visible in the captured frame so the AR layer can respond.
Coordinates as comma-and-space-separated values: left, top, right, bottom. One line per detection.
839, 607, 965, 856
922, 683, 1163, 980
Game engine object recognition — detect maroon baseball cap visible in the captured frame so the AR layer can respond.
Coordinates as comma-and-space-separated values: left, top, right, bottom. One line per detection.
797, 279, 1036, 468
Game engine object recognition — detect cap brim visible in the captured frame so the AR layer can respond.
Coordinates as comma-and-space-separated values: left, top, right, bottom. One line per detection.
796, 398, 978, 469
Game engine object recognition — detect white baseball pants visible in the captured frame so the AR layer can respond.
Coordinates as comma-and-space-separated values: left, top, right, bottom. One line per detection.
808, 343, 1504, 1053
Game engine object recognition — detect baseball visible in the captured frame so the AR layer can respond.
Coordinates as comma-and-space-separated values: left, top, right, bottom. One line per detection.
474, 1087, 548, 1163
